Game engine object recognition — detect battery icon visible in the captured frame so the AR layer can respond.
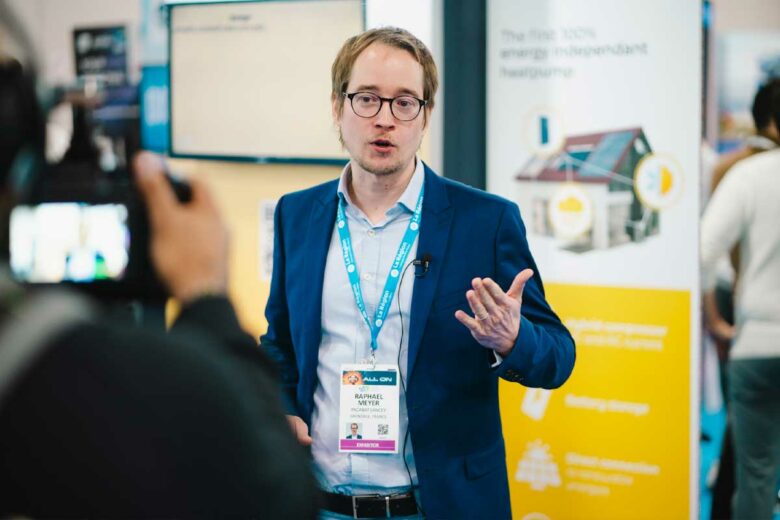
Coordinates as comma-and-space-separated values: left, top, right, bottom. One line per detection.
540, 116, 549, 145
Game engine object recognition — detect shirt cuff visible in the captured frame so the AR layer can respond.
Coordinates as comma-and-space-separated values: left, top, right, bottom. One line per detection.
490, 350, 504, 368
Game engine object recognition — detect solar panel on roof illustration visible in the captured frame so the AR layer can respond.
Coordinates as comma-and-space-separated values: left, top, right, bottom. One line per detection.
516, 127, 660, 253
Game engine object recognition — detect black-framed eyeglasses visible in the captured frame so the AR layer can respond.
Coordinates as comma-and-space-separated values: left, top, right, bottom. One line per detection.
343, 91, 427, 121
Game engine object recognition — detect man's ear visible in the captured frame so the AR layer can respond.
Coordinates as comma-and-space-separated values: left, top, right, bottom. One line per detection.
332, 94, 346, 146
332, 93, 343, 124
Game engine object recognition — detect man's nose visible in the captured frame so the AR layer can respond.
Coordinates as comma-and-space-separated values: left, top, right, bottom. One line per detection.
374, 100, 395, 127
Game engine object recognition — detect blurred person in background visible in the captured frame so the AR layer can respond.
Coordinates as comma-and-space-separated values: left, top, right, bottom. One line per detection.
701, 78, 780, 520
0, 36, 317, 519
704, 79, 780, 520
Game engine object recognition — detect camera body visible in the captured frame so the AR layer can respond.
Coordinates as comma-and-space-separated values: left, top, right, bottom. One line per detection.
1, 56, 192, 302
9, 160, 191, 301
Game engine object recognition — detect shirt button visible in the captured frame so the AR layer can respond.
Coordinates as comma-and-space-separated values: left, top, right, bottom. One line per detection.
363, 273, 374, 281
367, 230, 376, 237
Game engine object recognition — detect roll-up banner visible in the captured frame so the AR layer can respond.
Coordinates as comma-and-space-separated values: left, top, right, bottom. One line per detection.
487, 1, 702, 518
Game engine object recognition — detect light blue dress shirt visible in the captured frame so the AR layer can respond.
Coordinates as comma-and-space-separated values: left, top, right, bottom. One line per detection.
311, 159, 424, 496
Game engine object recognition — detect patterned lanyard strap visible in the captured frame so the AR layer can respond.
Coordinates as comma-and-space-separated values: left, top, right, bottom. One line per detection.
336, 184, 424, 354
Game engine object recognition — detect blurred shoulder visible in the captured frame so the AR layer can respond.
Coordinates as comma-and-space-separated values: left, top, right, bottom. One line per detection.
726, 148, 780, 185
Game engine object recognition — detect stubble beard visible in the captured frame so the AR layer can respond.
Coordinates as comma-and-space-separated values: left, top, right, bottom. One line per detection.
353, 140, 421, 178
354, 155, 405, 177
338, 126, 403, 177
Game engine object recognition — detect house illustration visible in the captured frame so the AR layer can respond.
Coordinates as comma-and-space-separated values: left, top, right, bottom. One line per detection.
515, 127, 659, 253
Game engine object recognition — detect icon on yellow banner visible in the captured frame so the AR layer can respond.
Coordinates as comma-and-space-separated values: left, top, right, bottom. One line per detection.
521, 514, 552, 520
549, 184, 593, 239
634, 153, 683, 210
521, 388, 552, 421
515, 440, 561, 491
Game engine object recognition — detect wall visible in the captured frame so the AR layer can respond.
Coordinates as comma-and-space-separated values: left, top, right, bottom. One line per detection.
166, 159, 338, 336
6, 0, 143, 84
2, 0, 441, 338
712, 0, 780, 32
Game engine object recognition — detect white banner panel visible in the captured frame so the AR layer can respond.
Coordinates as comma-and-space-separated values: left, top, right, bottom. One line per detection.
487, 1, 701, 518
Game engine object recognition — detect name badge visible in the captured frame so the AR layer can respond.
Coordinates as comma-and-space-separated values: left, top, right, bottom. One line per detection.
338, 363, 400, 454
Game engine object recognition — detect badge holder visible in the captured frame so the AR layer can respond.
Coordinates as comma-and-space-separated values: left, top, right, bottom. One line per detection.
338, 361, 400, 454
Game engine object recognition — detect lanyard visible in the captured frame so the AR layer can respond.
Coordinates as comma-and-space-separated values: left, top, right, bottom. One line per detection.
336, 185, 424, 353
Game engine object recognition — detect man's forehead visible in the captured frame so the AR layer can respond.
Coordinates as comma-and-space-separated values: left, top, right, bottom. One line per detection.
347, 42, 424, 97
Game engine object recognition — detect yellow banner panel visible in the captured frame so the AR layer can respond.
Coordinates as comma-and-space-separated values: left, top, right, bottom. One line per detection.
502, 283, 690, 520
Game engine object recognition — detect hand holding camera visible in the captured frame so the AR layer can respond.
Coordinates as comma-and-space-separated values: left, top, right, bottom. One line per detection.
133, 152, 228, 305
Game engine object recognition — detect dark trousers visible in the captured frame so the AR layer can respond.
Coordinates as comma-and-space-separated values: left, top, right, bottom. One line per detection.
729, 358, 780, 520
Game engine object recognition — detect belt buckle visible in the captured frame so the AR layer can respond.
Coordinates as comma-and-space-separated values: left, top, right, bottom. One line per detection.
350, 494, 392, 519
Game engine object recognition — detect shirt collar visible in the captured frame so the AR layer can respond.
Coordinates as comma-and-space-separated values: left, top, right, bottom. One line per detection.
337, 158, 425, 214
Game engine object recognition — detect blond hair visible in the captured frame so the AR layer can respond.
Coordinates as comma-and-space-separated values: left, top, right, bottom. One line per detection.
331, 27, 438, 115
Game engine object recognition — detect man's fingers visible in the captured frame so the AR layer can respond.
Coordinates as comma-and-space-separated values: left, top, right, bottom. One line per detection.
294, 419, 312, 446
455, 309, 481, 332
506, 269, 534, 301
133, 152, 176, 225
482, 277, 514, 306
713, 322, 736, 342
286, 415, 313, 446
296, 424, 313, 446
466, 290, 489, 320
473, 278, 499, 315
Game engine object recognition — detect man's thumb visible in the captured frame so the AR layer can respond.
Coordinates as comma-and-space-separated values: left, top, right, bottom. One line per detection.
507, 269, 534, 301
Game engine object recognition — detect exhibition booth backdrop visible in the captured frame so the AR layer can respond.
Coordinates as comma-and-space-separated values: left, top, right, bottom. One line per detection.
486, 1, 702, 518
9, 1, 713, 517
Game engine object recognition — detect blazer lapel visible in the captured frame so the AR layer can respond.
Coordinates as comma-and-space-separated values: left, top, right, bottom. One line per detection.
300, 186, 338, 411
407, 165, 453, 382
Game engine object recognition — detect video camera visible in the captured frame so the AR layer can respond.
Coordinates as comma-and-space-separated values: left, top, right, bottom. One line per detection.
9, 162, 191, 302
2, 63, 190, 302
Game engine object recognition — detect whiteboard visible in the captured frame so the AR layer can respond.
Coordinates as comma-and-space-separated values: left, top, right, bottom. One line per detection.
169, 0, 363, 162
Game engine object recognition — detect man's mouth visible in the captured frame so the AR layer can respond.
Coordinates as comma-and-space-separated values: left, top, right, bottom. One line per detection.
370, 139, 394, 151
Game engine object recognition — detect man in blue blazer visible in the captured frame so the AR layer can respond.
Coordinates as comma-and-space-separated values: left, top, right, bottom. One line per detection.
261, 27, 575, 519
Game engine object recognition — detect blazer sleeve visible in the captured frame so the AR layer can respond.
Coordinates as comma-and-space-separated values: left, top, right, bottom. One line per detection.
491, 202, 576, 389
258, 196, 300, 413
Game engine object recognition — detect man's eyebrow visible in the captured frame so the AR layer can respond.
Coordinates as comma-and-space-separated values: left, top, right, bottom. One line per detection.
350, 84, 379, 92
350, 85, 424, 98
395, 87, 424, 98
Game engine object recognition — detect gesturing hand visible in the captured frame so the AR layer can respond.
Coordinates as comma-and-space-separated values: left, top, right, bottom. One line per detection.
454, 269, 534, 356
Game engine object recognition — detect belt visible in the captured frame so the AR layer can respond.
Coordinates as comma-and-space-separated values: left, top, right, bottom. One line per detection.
322, 490, 418, 519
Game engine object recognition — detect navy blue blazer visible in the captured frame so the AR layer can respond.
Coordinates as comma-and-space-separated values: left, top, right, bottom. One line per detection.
261, 164, 575, 519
